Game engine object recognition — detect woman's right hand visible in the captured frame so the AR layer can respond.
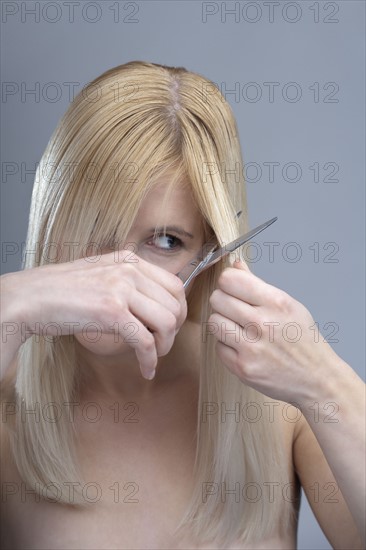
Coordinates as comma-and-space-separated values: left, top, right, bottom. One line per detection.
0, 249, 188, 381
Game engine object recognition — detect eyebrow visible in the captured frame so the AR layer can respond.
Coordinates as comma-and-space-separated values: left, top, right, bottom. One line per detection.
149, 225, 194, 239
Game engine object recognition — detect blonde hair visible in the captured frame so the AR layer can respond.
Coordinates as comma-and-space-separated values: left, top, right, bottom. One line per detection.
3, 61, 297, 546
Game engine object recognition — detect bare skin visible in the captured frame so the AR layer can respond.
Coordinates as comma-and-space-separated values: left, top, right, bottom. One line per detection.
0, 180, 364, 549
0, 327, 362, 549
0, 348, 300, 549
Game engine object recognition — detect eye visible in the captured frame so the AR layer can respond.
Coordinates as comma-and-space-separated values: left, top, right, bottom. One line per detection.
146, 233, 183, 253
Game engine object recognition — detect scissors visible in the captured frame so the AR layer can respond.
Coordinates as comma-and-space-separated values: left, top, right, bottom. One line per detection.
175, 214, 278, 290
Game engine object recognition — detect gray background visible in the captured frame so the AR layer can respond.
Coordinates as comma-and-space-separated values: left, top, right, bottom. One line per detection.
1, 1, 365, 548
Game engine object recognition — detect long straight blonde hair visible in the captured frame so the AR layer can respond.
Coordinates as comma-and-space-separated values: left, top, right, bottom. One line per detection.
3, 61, 297, 547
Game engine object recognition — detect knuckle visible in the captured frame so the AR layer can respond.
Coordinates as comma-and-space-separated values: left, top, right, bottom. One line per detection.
118, 278, 136, 300
104, 288, 127, 311
273, 290, 290, 311
101, 302, 128, 328
167, 275, 184, 299
249, 311, 262, 329
170, 298, 181, 319
139, 333, 156, 354
241, 362, 255, 382
237, 354, 257, 380
249, 340, 262, 357
172, 274, 185, 294
97, 298, 118, 322
161, 312, 177, 333
120, 261, 137, 279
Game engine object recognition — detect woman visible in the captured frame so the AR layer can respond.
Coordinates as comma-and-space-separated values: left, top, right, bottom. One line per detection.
0, 61, 364, 549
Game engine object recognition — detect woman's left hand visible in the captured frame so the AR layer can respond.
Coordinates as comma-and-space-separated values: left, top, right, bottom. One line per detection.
208, 259, 343, 407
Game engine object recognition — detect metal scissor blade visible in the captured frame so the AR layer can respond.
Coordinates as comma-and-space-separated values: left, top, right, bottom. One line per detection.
203, 216, 278, 265
176, 216, 277, 288
174, 210, 240, 286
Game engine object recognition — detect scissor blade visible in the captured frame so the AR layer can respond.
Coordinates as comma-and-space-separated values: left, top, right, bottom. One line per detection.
176, 216, 277, 288
175, 210, 242, 285
192, 209, 243, 262
205, 216, 278, 264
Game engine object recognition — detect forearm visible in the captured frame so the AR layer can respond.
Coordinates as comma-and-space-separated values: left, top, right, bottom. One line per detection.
301, 358, 366, 541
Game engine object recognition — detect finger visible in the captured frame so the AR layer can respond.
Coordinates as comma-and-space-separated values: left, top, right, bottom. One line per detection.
123, 250, 185, 294
208, 312, 243, 352
133, 271, 187, 329
139, 260, 186, 306
122, 254, 187, 324
209, 288, 257, 327
102, 249, 185, 302
117, 312, 158, 379
128, 291, 178, 357
218, 265, 271, 306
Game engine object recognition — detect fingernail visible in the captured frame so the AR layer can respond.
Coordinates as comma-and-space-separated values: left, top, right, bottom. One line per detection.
146, 369, 156, 380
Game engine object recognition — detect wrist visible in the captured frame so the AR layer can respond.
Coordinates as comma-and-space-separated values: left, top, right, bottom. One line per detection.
300, 354, 363, 423
1, 270, 35, 333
